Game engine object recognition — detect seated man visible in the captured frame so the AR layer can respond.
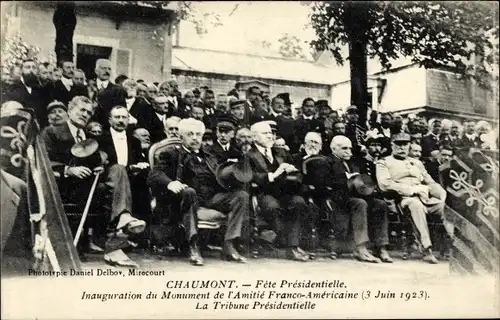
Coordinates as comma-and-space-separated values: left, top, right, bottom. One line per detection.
327, 135, 390, 263
376, 133, 446, 264
147, 118, 249, 266
246, 121, 311, 262
42, 96, 146, 267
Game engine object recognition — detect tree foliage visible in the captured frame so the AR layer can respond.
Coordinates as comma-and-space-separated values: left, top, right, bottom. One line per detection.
278, 33, 307, 59
309, 1, 499, 89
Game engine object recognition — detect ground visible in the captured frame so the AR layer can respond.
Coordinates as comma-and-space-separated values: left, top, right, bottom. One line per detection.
2, 249, 498, 319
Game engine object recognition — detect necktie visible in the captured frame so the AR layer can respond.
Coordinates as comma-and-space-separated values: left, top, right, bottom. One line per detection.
264, 149, 273, 163
76, 129, 83, 142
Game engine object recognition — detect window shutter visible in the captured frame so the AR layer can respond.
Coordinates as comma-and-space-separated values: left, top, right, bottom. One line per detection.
115, 48, 132, 77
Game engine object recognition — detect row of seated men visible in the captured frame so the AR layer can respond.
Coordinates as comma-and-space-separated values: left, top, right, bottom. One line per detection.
39, 95, 447, 268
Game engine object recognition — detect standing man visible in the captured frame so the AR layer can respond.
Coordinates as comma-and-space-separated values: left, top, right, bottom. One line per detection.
246, 122, 311, 262
344, 105, 367, 157
421, 118, 442, 162
267, 95, 295, 151
292, 98, 325, 153
455, 119, 481, 150
93, 59, 128, 128
1, 59, 47, 127
376, 133, 446, 264
51, 62, 88, 106
42, 96, 146, 267
148, 119, 250, 266
148, 95, 169, 144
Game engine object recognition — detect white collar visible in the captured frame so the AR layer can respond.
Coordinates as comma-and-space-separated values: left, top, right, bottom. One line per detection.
61, 76, 73, 86
255, 144, 271, 156
270, 110, 281, 117
97, 79, 109, 89
303, 115, 314, 120
20, 76, 32, 92
465, 133, 476, 140
155, 112, 165, 120
218, 141, 230, 150
67, 120, 83, 139
110, 127, 127, 138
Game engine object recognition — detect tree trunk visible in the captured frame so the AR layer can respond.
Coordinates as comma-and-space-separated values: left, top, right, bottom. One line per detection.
348, 39, 369, 128
343, 2, 370, 129
53, 2, 77, 65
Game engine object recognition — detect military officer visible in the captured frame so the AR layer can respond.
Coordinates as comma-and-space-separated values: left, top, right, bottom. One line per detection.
376, 133, 446, 264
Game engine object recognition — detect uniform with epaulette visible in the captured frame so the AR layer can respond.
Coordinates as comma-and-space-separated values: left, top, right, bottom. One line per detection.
376, 133, 446, 264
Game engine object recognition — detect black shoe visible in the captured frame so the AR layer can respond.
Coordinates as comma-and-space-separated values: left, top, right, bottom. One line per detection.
222, 241, 247, 263
189, 242, 204, 266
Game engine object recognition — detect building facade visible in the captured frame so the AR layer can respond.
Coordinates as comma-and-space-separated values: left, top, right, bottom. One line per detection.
2, 1, 177, 83
171, 46, 332, 111
331, 64, 498, 123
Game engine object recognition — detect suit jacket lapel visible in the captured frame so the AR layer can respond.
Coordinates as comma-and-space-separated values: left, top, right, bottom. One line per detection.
61, 122, 75, 144
251, 145, 268, 171
274, 149, 285, 165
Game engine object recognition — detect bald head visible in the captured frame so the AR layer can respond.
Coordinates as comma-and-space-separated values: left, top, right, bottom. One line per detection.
330, 135, 352, 161
95, 59, 112, 81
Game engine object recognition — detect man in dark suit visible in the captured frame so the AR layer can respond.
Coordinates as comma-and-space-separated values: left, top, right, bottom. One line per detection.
344, 105, 367, 157
50, 60, 88, 106
42, 96, 146, 267
421, 118, 442, 162
266, 95, 295, 151
246, 121, 311, 262
148, 118, 250, 266
291, 98, 325, 153
148, 95, 169, 144
1, 59, 47, 127
121, 79, 154, 131
326, 135, 388, 263
92, 59, 127, 128
455, 119, 481, 150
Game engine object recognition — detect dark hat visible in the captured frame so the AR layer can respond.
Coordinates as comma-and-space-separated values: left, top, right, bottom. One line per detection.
47, 100, 67, 112
391, 132, 411, 142
348, 174, 376, 196
229, 99, 246, 109
215, 160, 253, 191
227, 88, 239, 99
216, 116, 238, 131
315, 99, 330, 108
70, 139, 107, 168
276, 93, 292, 106
202, 128, 213, 140
345, 105, 358, 113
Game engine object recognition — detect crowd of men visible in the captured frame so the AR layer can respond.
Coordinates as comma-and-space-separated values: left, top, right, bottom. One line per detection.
1, 57, 498, 269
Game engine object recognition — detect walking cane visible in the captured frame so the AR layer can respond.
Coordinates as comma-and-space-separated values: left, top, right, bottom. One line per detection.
73, 172, 101, 246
